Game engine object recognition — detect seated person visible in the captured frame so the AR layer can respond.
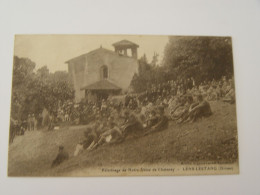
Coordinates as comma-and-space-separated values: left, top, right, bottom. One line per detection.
170, 96, 186, 120
206, 85, 215, 101
156, 96, 162, 106
186, 94, 212, 123
168, 96, 178, 111
146, 102, 154, 113
122, 112, 143, 138
222, 87, 235, 104
97, 119, 123, 146
140, 103, 148, 117
144, 106, 168, 135
98, 119, 109, 134
163, 97, 169, 107
200, 86, 208, 99
216, 84, 224, 99
222, 80, 235, 104
128, 98, 138, 110
92, 121, 102, 135
74, 127, 98, 156
146, 110, 159, 128
122, 110, 130, 124
133, 107, 147, 128
51, 145, 69, 167
176, 96, 194, 123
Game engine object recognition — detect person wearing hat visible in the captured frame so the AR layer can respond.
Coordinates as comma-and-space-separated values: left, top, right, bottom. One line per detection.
51, 145, 69, 167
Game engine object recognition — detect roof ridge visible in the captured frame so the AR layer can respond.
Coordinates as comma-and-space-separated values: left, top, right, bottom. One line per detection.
80, 79, 121, 91
66, 46, 134, 63
112, 39, 139, 47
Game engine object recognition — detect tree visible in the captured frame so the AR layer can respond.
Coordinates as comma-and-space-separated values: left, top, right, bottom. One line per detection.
12, 56, 36, 87
162, 36, 234, 83
130, 54, 169, 93
11, 56, 36, 120
130, 36, 234, 93
37, 66, 49, 80
130, 54, 152, 93
10, 56, 74, 121
151, 52, 159, 67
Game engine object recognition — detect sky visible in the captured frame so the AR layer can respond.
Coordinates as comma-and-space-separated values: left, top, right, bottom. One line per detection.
14, 35, 169, 72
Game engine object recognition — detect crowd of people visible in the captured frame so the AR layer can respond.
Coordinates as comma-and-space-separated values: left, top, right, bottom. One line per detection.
9, 75, 236, 166
53, 76, 234, 124
51, 76, 236, 166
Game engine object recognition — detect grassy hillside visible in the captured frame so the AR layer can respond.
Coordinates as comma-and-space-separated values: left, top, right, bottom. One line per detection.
8, 101, 238, 176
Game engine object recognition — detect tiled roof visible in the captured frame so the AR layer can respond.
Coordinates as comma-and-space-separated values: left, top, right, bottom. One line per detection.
80, 79, 121, 91
112, 40, 139, 47
65, 47, 132, 63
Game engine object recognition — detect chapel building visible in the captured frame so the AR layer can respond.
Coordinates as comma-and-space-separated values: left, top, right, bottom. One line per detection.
65, 40, 139, 103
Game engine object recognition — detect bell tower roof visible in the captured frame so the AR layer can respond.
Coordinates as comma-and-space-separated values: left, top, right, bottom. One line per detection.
112, 40, 139, 59
112, 40, 139, 48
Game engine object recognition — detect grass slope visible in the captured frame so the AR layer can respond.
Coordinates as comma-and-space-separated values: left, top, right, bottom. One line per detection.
8, 101, 238, 176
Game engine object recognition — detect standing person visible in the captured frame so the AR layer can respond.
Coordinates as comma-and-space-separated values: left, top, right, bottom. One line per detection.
64, 112, 69, 121
38, 113, 43, 129
101, 99, 108, 117
31, 114, 35, 131
48, 114, 54, 130
27, 114, 32, 131
9, 118, 19, 143
34, 114, 38, 130
187, 78, 193, 90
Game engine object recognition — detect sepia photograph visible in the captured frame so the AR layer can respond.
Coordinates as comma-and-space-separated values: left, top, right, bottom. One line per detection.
8, 35, 238, 176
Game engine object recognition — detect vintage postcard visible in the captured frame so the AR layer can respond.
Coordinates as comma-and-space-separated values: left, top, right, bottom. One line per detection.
8, 35, 239, 176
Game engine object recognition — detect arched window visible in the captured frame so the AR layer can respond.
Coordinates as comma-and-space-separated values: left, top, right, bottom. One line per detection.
101, 65, 108, 79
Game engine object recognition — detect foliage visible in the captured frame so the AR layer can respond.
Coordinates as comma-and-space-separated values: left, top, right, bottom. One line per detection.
162, 36, 234, 83
130, 54, 153, 93
131, 53, 175, 93
11, 56, 74, 121
130, 36, 234, 93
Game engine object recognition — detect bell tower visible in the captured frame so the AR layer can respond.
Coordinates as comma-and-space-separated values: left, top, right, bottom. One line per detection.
112, 40, 139, 59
